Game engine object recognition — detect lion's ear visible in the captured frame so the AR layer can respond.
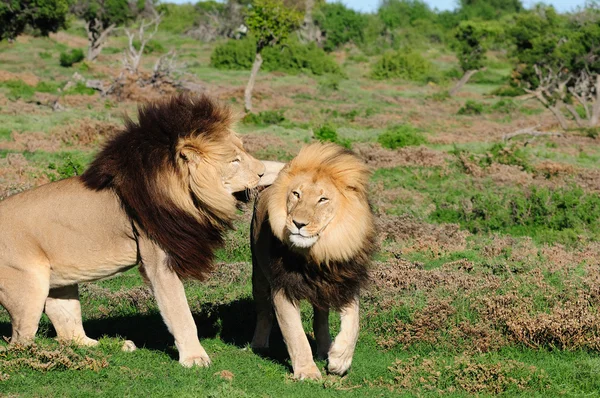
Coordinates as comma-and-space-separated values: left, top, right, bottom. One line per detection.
180, 147, 202, 165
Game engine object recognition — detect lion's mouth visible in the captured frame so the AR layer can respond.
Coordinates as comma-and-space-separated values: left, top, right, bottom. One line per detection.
288, 232, 319, 248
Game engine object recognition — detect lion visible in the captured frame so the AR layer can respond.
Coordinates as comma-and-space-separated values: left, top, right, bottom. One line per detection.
250, 142, 376, 380
0, 93, 266, 367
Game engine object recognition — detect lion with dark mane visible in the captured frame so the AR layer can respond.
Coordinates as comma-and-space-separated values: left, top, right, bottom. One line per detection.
250, 142, 376, 379
0, 94, 265, 367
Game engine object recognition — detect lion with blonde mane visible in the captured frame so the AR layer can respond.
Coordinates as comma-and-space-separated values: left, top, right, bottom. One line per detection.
0, 94, 268, 367
250, 142, 376, 379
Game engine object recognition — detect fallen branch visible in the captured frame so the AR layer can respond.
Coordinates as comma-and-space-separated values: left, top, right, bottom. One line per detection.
503, 125, 563, 141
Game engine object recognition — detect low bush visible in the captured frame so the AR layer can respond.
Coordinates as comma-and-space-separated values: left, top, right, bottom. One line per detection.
1, 80, 36, 100
211, 38, 342, 76
314, 124, 351, 148
59, 49, 85, 67
242, 110, 286, 126
378, 125, 427, 149
132, 39, 165, 54
371, 50, 432, 81
457, 100, 484, 115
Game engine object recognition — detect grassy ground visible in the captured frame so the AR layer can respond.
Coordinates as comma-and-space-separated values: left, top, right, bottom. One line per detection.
2, 19, 600, 397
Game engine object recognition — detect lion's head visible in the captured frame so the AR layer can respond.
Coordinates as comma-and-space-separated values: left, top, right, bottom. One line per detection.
82, 93, 264, 280
266, 143, 375, 263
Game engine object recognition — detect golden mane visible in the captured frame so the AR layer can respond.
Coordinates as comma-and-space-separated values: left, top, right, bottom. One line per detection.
82, 93, 238, 280
267, 142, 375, 264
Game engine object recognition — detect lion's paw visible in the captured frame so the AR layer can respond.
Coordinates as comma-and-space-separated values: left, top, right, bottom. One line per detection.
327, 344, 353, 376
71, 337, 98, 347
293, 364, 322, 380
180, 355, 212, 368
121, 340, 137, 352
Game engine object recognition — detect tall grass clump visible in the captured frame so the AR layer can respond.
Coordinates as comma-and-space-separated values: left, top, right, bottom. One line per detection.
378, 124, 427, 149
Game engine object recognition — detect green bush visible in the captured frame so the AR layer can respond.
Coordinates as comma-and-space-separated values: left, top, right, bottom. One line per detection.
35, 81, 60, 94
38, 51, 52, 59
63, 82, 96, 96
314, 125, 351, 148
491, 99, 518, 114
485, 143, 531, 171
47, 155, 86, 181
431, 186, 600, 244
378, 124, 427, 149
371, 50, 432, 81
457, 100, 484, 115
491, 85, 525, 97
211, 38, 342, 76
59, 49, 85, 67
242, 110, 286, 126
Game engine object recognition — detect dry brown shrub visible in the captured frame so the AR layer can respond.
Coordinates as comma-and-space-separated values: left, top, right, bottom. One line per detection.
80, 284, 154, 316
6, 131, 60, 152
0, 342, 108, 373
53, 118, 121, 147
534, 160, 575, 178
0, 154, 49, 200
376, 214, 470, 255
381, 354, 548, 394
355, 143, 450, 169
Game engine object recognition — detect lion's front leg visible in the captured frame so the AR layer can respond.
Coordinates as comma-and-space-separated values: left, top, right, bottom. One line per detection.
139, 239, 210, 368
273, 290, 321, 380
328, 295, 360, 376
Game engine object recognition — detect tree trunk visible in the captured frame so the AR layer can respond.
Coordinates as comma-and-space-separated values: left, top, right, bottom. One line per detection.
244, 52, 263, 113
86, 19, 115, 61
449, 69, 479, 96
548, 103, 569, 130
590, 74, 600, 127
299, 0, 318, 43
565, 104, 584, 128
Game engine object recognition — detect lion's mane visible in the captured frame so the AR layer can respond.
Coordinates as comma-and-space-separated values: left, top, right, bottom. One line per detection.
82, 94, 235, 280
254, 143, 377, 309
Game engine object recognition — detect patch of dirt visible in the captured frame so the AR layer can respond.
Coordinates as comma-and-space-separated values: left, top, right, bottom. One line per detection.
0, 70, 39, 86
0, 153, 49, 199
355, 143, 450, 169
239, 133, 295, 160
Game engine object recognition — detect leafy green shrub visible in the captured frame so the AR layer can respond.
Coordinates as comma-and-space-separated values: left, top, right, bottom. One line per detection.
242, 110, 286, 126
47, 155, 86, 181
378, 124, 427, 149
314, 125, 351, 148
371, 50, 432, 81
0, 127, 11, 140
211, 38, 342, 76
431, 186, 600, 244
457, 100, 485, 115
59, 49, 85, 67
38, 51, 52, 59
429, 90, 450, 102
1, 80, 35, 100
581, 127, 600, 139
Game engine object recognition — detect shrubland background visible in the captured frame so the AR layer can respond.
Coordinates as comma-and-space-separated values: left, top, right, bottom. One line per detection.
2, 0, 600, 396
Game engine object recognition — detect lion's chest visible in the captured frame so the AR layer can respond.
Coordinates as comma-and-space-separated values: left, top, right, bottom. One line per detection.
268, 242, 368, 310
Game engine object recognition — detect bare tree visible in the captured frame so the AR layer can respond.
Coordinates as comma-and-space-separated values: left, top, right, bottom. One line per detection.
522, 64, 571, 130
123, 11, 163, 74
568, 69, 600, 127
86, 18, 116, 61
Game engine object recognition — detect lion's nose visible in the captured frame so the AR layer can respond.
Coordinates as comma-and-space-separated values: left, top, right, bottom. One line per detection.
293, 220, 307, 229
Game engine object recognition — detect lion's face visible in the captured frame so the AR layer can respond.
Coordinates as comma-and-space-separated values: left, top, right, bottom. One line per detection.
284, 174, 338, 248
179, 133, 265, 220
220, 135, 265, 194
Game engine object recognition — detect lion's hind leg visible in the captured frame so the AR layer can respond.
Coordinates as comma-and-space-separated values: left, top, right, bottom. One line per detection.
0, 265, 50, 344
44, 285, 97, 347
313, 305, 331, 360
250, 260, 273, 350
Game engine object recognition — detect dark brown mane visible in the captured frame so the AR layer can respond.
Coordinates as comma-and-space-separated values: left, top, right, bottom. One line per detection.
81, 93, 233, 280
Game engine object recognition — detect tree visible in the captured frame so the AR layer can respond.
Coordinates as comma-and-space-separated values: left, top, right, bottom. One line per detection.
459, 0, 523, 21
449, 20, 502, 96
509, 5, 600, 129
314, 2, 366, 52
123, 9, 163, 74
72, 0, 148, 61
243, 0, 302, 112
0, 0, 69, 42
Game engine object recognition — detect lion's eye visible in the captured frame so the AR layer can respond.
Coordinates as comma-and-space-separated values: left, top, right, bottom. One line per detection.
292, 191, 300, 198
318, 197, 329, 203
231, 157, 241, 164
